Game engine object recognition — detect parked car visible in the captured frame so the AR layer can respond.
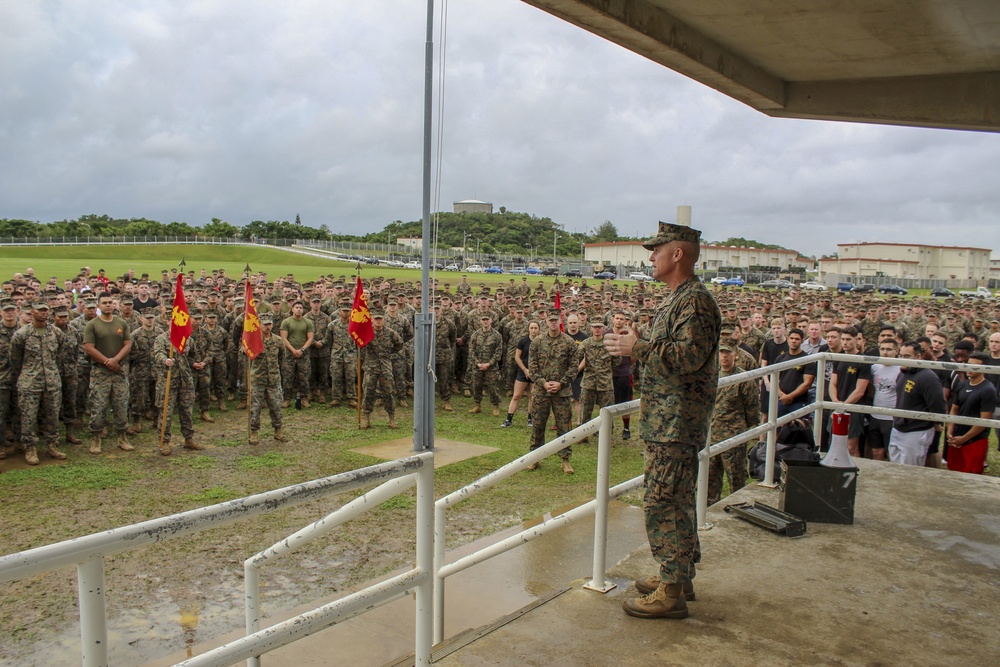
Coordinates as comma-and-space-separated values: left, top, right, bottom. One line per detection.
563, 268, 583, 278
385, 260, 404, 268
837, 282, 856, 292
851, 284, 876, 293
758, 279, 794, 289
628, 272, 654, 281
363, 257, 379, 265
403, 261, 421, 269
466, 265, 484, 273
930, 287, 956, 297
959, 286, 992, 299
721, 277, 745, 286
510, 267, 527, 275
800, 281, 828, 291
444, 263, 460, 271
485, 266, 504, 274
526, 267, 543, 275
877, 284, 908, 295
540, 267, 559, 276
594, 271, 617, 280
710, 276, 729, 285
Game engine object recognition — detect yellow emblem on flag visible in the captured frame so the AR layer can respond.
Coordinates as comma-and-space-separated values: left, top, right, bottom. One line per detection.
172, 306, 190, 327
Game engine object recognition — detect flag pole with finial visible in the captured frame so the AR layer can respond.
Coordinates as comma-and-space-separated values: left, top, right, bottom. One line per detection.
159, 257, 189, 454
245, 263, 253, 443
355, 260, 363, 427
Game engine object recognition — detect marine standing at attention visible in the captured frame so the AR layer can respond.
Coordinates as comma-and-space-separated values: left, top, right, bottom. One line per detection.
604, 221, 721, 620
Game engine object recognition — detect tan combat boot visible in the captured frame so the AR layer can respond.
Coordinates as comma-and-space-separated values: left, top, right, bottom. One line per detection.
65, 427, 83, 445
561, 459, 575, 475
300, 397, 311, 409
281, 399, 290, 408
218, 400, 228, 412
183, 438, 205, 450
328, 398, 341, 407
46, 443, 68, 460
126, 421, 141, 435
273, 428, 287, 442
468, 404, 482, 414
347, 398, 358, 408
89, 433, 102, 455
159, 439, 172, 456
361, 413, 371, 429
492, 406, 501, 417
25, 446, 40, 465
117, 431, 135, 451
622, 583, 689, 619
387, 418, 399, 429
236, 399, 247, 410
397, 398, 408, 408
634, 576, 696, 601
442, 401, 453, 412
249, 430, 259, 445
200, 411, 215, 423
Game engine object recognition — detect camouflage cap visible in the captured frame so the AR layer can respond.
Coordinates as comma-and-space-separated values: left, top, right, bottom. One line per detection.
719, 338, 737, 352
32, 300, 50, 310
0, 299, 16, 311
83, 296, 98, 307
641, 221, 701, 250
371, 309, 385, 318
259, 312, 274, 324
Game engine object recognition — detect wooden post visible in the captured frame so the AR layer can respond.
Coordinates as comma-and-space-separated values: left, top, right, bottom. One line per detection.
157, 347, 175, 452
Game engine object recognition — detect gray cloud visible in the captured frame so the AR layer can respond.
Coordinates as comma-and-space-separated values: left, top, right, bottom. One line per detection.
1, 0, 997, 257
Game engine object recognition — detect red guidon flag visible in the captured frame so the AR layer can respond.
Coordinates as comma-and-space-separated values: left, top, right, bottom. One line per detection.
348, 276, 374, 348
241, 282, 265, 359
170, 274, 193, 353
554, 290, 564, 332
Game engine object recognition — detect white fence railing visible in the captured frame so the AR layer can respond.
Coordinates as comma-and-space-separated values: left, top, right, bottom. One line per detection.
3, 353, 999, 666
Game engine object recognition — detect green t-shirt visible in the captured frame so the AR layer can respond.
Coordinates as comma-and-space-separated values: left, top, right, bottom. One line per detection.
83, 316, 132, 360
280, 316, 314, 349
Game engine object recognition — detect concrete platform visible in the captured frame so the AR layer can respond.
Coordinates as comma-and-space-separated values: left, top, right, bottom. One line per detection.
352, 438, 497, 467
435, 459, 1000, 666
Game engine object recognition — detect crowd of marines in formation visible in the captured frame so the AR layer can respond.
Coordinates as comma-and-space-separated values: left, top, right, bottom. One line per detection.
2, 263, 998, 477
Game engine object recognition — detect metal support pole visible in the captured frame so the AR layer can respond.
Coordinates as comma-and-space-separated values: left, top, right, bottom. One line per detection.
245, 566, 261, 667
433, 504, 446, 644
585, 409, 616, 593
78, 554, 108, 667
696, 428, 712, 529
415, 0, 435, 453
813, 358, 826, 449
414, 459, 435, 666
762, 368, 781, 488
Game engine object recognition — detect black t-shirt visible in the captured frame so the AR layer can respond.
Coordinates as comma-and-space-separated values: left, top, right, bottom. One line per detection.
833, 357, 873, 404
134, 296, 159, 311
775, 350, 817, 397
986, 356, 1000, 392
894, 368, 947, 432
953, 379, 998, 437
516, 335, 532, 375
760, 338, 788, 366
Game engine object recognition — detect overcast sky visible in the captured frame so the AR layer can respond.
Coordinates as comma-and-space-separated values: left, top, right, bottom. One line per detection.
2, 1, 998, 257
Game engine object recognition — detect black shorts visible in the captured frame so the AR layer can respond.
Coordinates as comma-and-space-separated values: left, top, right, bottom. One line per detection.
866, 418, 892, 450
516, 369, 529, 384
613, 375, 633, 404
571, 374, 582, 401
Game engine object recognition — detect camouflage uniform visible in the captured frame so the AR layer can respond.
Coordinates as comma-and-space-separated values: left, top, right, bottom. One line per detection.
56, 323, 80, 428
707, 364, 757, 505
502, 317, 530, 391
629, 274, 721, 586
384, 309, 414, 401
188, 324, 213, 410
202, 320, 230, 401
129, 326, 158, 419
741, 326, 766, 359
153, 332, 196, 442
279, 315, 314, 401
361, 326, 403, 418
9, 322, 65, 452
327, 317, 358, 404
69, 314, 97, 414
306, 308, 331, 397
579, 336, 614, 423
434, 315, 456, 402
84, 316, 132, 436
250, 332, 283, 431
527, 328, 582, 461
468, 325, 504, 408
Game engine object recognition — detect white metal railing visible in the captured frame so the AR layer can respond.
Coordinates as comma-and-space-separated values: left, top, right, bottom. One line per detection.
0, 453, 434, 667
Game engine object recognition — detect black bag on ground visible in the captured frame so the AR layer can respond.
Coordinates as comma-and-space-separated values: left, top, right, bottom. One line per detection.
748, 421, 819, 481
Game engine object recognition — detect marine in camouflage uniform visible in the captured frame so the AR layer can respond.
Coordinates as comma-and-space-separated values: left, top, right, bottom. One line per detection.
501, 310, 530, 392
706, 342, 757, 505
361, 312, 403, 427
153, 329, 200, 452
527, 313, 582, 470
129, 312, 159, 424
434, 307, 457, 408
467, 314, 504, 413
579, 323, 614, 424
384, 300, 414, 404
83, 304, 133, 451
52, 308, 81, 443
305, 299, 332, 400
203, 312, 230, 407
249, 315, 285, 443
69, 298, 99, 416
0, 302, 23, 453
9, 302, 68, 464
187, 313, 214, 419
606, 222, 721, 620
326, 305, 358, 406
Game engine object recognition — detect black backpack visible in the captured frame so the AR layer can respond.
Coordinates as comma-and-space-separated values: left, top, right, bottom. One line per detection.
748, 421, 819, 481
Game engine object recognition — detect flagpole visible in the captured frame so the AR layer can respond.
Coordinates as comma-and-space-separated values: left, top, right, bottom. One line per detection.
246, 353, 252, 443
158, 347, 174, 453
356, 262, 363, 428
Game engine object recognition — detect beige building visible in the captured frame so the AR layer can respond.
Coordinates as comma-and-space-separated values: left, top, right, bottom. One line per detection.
396, 237, 423, 251
584, 242, 813, 272
818, 242, 992, 281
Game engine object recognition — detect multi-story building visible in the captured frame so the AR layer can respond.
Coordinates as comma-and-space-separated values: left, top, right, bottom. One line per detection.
818, 242, 992, 281
583, 241, 813, 272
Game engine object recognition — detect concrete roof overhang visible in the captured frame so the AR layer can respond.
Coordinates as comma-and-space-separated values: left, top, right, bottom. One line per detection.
522, 0, 1000, 132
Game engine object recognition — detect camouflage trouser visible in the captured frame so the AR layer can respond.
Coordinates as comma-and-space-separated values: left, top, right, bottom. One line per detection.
155, 374, 196, 441
471, 369, 501, 407
281, 354, 310, 400
19, 387, 61, 449
362, 368, 395, 417
643, 441, 700, 585
329, 357, 358, 403
227, 348, 240, 393
61, 375, 78, 425
0, 383, 15, 441
208, 358, 227, 400
391, 352, 409, 400
129, 366, 155, 417
195, 368, 212, 410
707, 444, 749, 506
88, 365, 130, 434
435, 354, 453, 401
250, 383, 283, 431
454, 344, 469, 392
504, 354, 518, 392
529, 391, 572, 460
580, 387, 614, 425
76, 362, 92, 414
310, 354, 331, 395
